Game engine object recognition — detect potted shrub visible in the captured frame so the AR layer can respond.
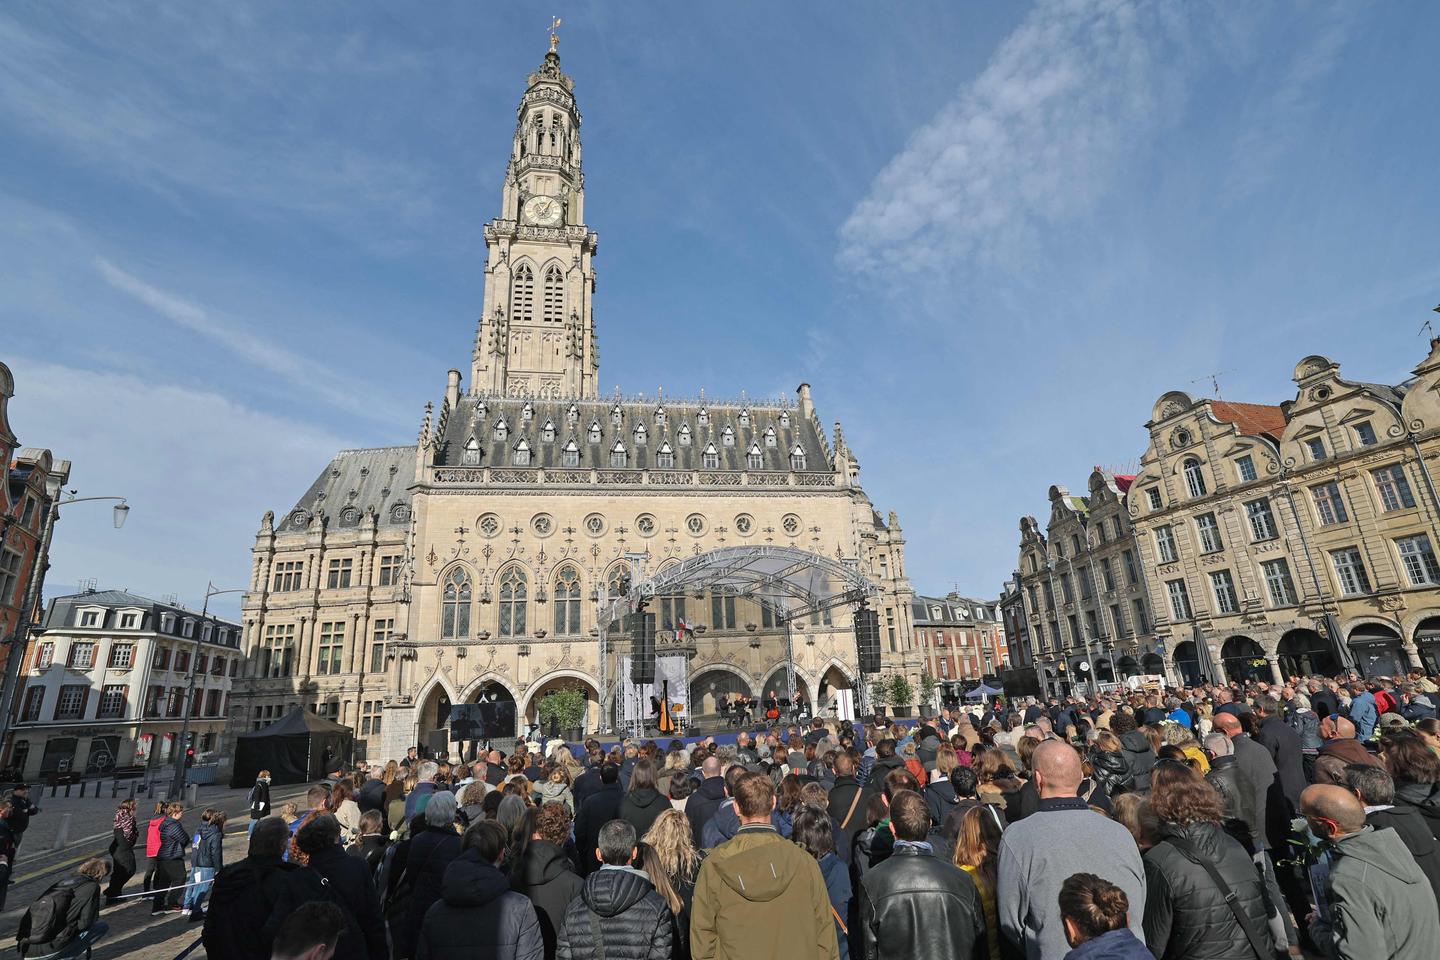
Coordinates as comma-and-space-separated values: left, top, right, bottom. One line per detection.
536, 686, 588, 741
868, 676, 891, 716
889, 674, 915, 718
918, 670, 937, 716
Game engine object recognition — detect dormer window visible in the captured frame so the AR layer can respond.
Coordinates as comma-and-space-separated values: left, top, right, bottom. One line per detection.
678, 424, 692, 446
542, 420, 556, 442
656, 441, 675, 469
698, 408, 709, 427
739, 409, 750, 428
119, 612, 139, 629
493, 418, 509, 441
521, 402, 533, 421
79, 610, 100, 627
1146, 487, 1162, 511
476, 401, 487, 419
746, 443, 764, 470
779, 411, 790, 428
566, 403, 579, 423
790, 444, 807, 471
611, 405, 623, 426
721, 425, 735, 447
461, 437, 482, 466
610, 441, 628, 468
160, 613, 175, 633
588, 420, 602, 443
763, 426, 777, 448
182, 619, 196, 638
633, 423, 647, 445
1306, 437, 1327, 461
654, 407, 666, 427
512, 439, 531, 466
703, 443, 720, 469
562, 439, 580, 467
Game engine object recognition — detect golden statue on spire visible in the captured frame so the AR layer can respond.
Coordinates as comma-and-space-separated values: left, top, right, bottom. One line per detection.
548, 16, 562, 53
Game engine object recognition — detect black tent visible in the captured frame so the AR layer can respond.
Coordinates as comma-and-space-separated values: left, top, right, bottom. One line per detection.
229, 709, 354, 787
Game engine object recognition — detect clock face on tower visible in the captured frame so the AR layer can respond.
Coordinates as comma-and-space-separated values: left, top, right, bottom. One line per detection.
522, 195, 564, 227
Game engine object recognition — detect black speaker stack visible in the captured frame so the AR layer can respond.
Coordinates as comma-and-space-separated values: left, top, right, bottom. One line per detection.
630, 611, 657, 685
854, 606, 881, 674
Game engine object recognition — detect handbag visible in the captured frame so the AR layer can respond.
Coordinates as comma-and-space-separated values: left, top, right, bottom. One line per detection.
1165, 835, 1269, 960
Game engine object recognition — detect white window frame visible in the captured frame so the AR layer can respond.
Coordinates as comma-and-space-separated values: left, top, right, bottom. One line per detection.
1330, 547, 1372, 596
1262, 558, 1297, 607
1166, 579, 1192, 621
1209, 569, 1239, 615
1154, 525, 1178, 564
1396, 534, 1440, 587
1245, 498, 1277, 541
1195, 513, 1223, 554
1235, 455, 1257, 483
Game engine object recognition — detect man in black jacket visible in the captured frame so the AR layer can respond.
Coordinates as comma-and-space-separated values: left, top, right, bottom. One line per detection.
555, 819, 672, 960
571, 749, 605, 809
685, 756, 727, 848
203, 817, 300, 960
826, 753, 873, 865
575, 763, 625, 876
1346, 764, 1440, 912
4, 785, 39, 852
266, 814, 389, 960
1204, 733, 1257, 852
1253, 694, 1305, 812
858, 790, 984, 960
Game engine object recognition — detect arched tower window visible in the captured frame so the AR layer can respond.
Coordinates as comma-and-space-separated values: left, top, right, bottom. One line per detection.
498, 567, 528, 637
1183, 457, 1207, 498
607, 565, 630, 602
512, 263, 535, 322
542, 264, 564, 322
553, 565, 581, 635
441, 567, 472, 639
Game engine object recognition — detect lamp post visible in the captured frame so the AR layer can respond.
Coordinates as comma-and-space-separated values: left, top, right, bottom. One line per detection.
169, 581, 244, 798
0, 492, 129, 765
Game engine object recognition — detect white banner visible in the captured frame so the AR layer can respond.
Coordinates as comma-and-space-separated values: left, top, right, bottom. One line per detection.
619, 654, 689, 725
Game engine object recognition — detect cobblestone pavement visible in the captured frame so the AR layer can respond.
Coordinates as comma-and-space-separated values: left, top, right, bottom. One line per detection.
0, 781, 310, 959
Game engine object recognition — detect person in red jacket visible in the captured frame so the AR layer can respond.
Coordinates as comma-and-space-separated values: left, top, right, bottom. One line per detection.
142, 801, 167, 894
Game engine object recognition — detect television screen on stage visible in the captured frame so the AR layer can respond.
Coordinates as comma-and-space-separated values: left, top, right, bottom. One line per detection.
451, 701, 515, 741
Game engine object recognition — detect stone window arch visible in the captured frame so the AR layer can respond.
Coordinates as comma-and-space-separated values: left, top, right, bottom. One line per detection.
553, 564, 582, 635
512, 263, 535, 322
498, 566, 528, 637
441, 566, 472, 639
542, 263, 564, 322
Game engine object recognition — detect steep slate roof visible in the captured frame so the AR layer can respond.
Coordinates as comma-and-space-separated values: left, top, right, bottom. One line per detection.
911, 594, 999, 625
1210, 401, 1287, 442
434, 397, 828, 473
278, 446, 416, 534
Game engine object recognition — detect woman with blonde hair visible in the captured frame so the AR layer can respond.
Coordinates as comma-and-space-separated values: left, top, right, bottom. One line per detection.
388, 774, 417, 835
1161, 724, 1210, 774
953, 804, 1004, 960
381, 759, 403, 809
534, 763, 575, 814
549, 744, 583, 782
643, 810, 700, 959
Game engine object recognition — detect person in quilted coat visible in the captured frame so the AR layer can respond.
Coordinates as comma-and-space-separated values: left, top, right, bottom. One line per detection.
556, 819, 672, 960
415, 820, 541, 960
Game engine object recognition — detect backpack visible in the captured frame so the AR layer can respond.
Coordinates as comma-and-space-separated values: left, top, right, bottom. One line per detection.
17, 877, 83, 956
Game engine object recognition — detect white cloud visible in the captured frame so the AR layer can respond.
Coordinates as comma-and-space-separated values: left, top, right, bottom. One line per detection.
94, 257, 363, 414
6, 357, 351, 615
838, 0, 1198, 276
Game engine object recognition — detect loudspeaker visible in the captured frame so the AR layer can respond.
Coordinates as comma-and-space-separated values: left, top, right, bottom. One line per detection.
425, 729, 448, 756
630, 612, 656, 685
854, 606, 881, 674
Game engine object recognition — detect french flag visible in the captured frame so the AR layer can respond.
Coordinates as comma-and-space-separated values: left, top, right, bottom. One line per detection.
675, 617, 688, 642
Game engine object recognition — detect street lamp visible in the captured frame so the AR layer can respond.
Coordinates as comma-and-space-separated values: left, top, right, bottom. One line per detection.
169, 581, 244, 798
0, 490, 130, 765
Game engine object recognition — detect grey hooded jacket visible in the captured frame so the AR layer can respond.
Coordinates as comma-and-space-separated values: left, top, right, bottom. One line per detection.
1319, 825, 1440, 960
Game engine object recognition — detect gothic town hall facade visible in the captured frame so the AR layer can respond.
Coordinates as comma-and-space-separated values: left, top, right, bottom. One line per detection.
231, 45, 916, 762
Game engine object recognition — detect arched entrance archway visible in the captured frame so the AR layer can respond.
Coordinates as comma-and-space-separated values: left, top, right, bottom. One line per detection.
466, 680, 518, 740
1348, 622, 1406, 678
1117, 656, 1140, 679
521, 673, 601, 738
760, 667, 811, 712
1094, 658, 1115, 684
1170, 643, 1201, 686
688, 667, 752, 718
1220, 636, 1266, 683
817, 664, 853, 707
1277, 629, 1337, 680
415, 680, 455, 758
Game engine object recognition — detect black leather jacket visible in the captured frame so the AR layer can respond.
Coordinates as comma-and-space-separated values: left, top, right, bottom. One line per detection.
857, 844, 985, 960
1205, 756, 1257, 852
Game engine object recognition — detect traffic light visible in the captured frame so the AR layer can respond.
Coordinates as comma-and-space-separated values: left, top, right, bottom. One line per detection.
184, 747, 195, 769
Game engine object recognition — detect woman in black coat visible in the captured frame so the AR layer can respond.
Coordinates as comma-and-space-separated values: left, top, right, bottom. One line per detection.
617, 759, 669, 842
105, 799, 138, 904
247, 770, 272, 835
1384, 733, 1440, 841
1142, 763, 1273, 960
510, 806, 583, 960
417, 821, 542, 960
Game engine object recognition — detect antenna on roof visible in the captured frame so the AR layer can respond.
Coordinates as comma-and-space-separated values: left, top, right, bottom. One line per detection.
1421, 312, 1437, 341
1189, 370, 1233, 400
78, 578, 97, 593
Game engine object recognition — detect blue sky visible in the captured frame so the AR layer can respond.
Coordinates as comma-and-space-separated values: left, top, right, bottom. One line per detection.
3, 1, 1438, 617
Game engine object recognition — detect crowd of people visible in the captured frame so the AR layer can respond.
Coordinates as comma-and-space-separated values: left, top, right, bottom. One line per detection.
10, 670, 1440, 960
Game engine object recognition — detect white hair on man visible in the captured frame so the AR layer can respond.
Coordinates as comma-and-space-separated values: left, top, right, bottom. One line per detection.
1204, 733, 1233, 757
416, 760, 439, 781
425, 790, 458, 828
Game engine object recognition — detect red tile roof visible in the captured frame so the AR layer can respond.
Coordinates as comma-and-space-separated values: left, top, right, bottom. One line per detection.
1210, 400, 1286, 442
1113, 475, 1135, 493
